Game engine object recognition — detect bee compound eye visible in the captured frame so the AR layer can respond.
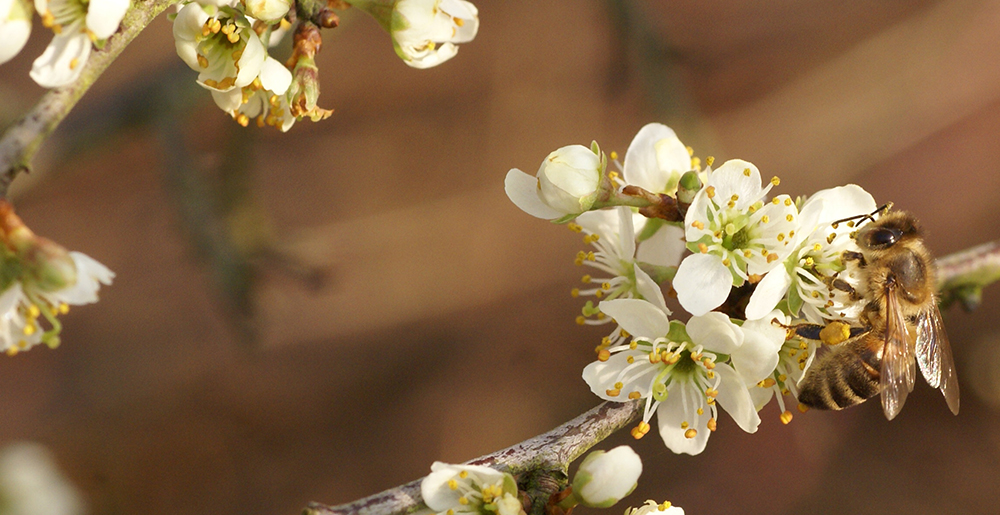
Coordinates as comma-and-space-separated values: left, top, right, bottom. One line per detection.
868, 228, 900, 247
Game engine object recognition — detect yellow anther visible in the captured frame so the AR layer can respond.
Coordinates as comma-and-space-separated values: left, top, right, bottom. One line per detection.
698, 243, 708, 254
780, 410, 793, 425
685, 146, 694, 156
707, 418, 717, 431
788, 230, 795, 238
730, 194, 740, 202
680, 421, 689, 429
811, 291, 821, 298
691, 157, 701, 169
27, 305, 40, 319
759, 378, 776, 388
458, 496, 469, 505
570, 288, 580, 298
706, 156, 715, 166
601, 282, 611, 291
744, 250, 753, 258
692, 220, 704, 230
236, 113, 249, 127
702, 358, 715, 369
448, 479, 458, 490
727, 200, 736, 209
761, 215, 769, 224
581, 274, 591, 283
594, 290, 604, 299
847, 221, 856, 228
777, 233, 785, 241
597, 349, 611, 361
629, 341, 638, 350
705, 388, 718, 398
784, 198, 792, 206
576, 316, 586, 326
595, 312, 605, 320
813, 243, 822, 252
761, 249, 769, 256
786, 214, 794, 222
626, 356, 635, 364
798, 341, 807, 350
767, 253, 779, 263
697, 407, 704, 415
778, 374, 787, 382
803, 257, 815, 267
609, 151, 618, 160
797, 403, 810, 413
748, 273, 763, 283
23, 324, 36, 336
743, 168, 751, 177
568, 223, 582, 233
5, 347, 17, 356
69, 58, 79, 70
648, 352, 661, 364
827, 233, 836, 244
684, 428, 698, 439
798, 362, 806, 370
771, 176, 780, 186
628, 391, 641, 400
772, 198, 781, 205
705, 186, 716, 199
721, 258, 731, 267
606, 388, 621, 397
587, 251, 596, 261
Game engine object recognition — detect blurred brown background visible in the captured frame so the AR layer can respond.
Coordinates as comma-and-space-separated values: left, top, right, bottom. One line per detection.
2, 1, 1000, 514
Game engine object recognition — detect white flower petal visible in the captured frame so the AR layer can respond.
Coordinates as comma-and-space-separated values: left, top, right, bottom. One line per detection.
745, 268, 792, 320
172, 2, 209, 70
615, 207, 636, 260
0, 0, 30, 65
622, 123, 689, 193
421, 462, 506, 512
636, 223, 685, 268
656, 382, 710, 455
705, 159, 763, 211
804, 184, 877, 227
633, 264, 667, 314
575, 446, 642, 507
234, 31, 266, 88
686, 312, 742, 354
504, 169, 563, 220
211, 88, 242, 113
598, 298, 670, 339
85, 0, 129, 40
30, 33, 91, 88
732, 320, 783, 385
673, 254, 732, 316
714, 363, 760, 433
258, 56, 292, 94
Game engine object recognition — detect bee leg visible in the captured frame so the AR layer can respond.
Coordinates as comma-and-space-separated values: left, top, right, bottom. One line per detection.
842, 250, 867, 267
775, 319, 866, 346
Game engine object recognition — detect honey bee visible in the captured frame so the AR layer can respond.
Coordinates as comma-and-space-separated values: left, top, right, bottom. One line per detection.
794, 207, 960, 420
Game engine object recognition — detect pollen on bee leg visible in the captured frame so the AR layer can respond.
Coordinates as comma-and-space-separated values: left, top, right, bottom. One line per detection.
780, 411, 793, 424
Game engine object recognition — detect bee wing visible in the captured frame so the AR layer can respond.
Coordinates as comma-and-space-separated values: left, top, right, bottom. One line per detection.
880, 283, 916, 421
916, 304, 960, 415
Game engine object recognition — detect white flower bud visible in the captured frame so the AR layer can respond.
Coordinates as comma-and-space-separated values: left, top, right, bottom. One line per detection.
537, 144, 603, 216
571, 445, 642, 508
243, 0, 291, 24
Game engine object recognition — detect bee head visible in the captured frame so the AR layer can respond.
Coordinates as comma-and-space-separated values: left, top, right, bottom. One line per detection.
855, 211, 922, 251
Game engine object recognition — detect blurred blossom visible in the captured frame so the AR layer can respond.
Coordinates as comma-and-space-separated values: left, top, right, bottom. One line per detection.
420, 462, 523, 515
0, 442, 85, 515
350, 0, 479, 69
30, 0, 129, 87
0, 0, 31, 65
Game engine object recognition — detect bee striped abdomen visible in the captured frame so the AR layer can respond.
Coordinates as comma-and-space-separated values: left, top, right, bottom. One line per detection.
798, 336, 882, 410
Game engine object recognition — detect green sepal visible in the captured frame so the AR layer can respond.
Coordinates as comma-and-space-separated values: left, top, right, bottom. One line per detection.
636, 217, 665, 242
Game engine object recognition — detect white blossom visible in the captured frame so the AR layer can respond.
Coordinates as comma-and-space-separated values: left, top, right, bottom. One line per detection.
583, 298, 782, 455
172, 2, 266, 92
210, 56, 295, 130
0, 0, 31, 65
745, 184, 875, 322
674, 159, 799, 316
242, 0, 290, 23
572, 445, 641, 508
386, 0, 478, 69
624, 500, 685, 515
29, 0, 130, 87
420, 462, 523, 515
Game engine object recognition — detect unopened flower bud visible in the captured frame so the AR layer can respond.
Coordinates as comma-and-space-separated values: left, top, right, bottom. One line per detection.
676, 170, 702, 205
571, 445, 642, 508
243, 0, 291, 24
537, 145, 604, 217
21, 237, 78, 292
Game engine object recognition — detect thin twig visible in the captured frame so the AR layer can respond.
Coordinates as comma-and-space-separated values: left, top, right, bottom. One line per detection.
0, 0, 180, 198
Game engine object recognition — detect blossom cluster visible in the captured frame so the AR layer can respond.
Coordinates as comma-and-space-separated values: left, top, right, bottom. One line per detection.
168, 0, 479, 130
505, 123, 878, 455
0, 201, 113, 356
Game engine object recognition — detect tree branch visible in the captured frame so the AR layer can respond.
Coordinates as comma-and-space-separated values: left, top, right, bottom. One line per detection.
304, 400, 642, 515
0, 0, 180, 198
937, 239, 1000, 310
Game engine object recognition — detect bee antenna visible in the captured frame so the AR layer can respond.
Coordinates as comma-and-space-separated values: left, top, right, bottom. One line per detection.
830, 202, 893, 227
